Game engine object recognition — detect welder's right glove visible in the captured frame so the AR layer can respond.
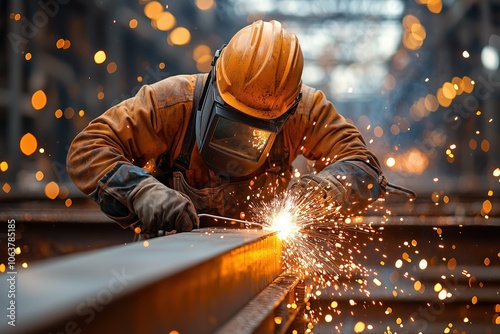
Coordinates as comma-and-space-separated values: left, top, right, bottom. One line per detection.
129, 177, 199, 239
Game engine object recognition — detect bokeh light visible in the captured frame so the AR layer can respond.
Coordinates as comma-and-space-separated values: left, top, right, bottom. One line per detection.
154, 11, 175, 31
20, 133, 38, 156
169, 27, 191, 45
106, 62, 117, 74
144, 1, 163, 19
129, 19, 138, 29
44, 181, 60, 200
195, 0, 215, 10
31, 90, 47, 110
94, 50, 106, 64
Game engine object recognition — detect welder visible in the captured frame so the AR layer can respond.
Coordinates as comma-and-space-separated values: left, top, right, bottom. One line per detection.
67, 20, 389, 239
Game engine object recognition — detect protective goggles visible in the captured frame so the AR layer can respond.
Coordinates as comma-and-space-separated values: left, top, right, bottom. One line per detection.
195, 48, 301, 179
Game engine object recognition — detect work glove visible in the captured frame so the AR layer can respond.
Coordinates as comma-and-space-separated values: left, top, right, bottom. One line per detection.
129, 177, 199, 239
290, 170, 346, 214
291, 160, 387, 216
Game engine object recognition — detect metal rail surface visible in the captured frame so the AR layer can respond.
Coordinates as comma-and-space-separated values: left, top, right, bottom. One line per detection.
0, 228, 289, 334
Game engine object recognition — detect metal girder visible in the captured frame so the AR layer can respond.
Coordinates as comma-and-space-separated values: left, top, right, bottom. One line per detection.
5, 1, 23, 183
225, 0, 406, 20
307, 223, 500, 334
216, 274, 307, 334
425, 0, 479, 48
0, 228, 286, 334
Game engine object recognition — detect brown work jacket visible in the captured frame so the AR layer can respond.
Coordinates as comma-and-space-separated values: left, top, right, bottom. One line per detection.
67, 74, 386, 227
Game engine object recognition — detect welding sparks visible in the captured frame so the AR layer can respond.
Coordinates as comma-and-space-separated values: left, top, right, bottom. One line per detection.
250, 183, 375, 290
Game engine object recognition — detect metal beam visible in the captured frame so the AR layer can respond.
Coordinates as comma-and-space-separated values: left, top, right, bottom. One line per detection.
426, 0, 479, 48
216, 274, 306, 334
226, 0, 406, 21
6, 1, 23, 183
0, 228, 283, 334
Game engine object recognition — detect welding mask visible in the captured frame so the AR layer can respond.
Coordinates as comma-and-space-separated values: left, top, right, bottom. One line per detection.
195, 20, 304, 179
196, 56, 301, 178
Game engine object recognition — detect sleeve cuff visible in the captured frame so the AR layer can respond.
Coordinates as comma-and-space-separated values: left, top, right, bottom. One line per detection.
90, 163, 152, 228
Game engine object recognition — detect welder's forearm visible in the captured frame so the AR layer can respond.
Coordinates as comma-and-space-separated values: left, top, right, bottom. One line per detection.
66, 136, 109, 196
66, 116, 154, 228
88, 163, 151, 228
66, 129, 128, 196
66, 127, 155, 228
321, 159, 386, 215
87, 163, 199, 233
67, 84, 171, 196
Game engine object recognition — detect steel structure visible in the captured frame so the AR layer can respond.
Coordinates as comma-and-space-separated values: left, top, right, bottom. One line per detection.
0, 196, 499, 333
0, 228, 306, 334
1, 2, 500, 333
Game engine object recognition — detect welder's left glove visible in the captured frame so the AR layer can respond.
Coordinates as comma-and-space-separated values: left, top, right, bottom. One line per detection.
290, 170, 346, 212
291, 159, 386, 216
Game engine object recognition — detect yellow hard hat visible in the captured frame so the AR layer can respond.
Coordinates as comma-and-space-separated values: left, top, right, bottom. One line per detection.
216, 20, 304, 120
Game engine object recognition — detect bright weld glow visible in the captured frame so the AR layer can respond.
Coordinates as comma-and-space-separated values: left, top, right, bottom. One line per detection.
249, 180, 377, 294
266, 209, 300, 240
247, 179, 399, 327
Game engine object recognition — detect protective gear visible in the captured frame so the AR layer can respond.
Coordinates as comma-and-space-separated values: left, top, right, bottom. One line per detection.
171, 168, 290, 221
291, 171, 345, 208
194, 20, 303, 179
129, 177, 199, 239
196, 49, 301, 178
216, 20, 304, 119
67, 70, 387, 234
291, 160, 387, 216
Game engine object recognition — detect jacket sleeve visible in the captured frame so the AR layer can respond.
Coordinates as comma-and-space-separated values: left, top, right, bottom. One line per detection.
284, 85, 387, 215
66, 75, 195, 227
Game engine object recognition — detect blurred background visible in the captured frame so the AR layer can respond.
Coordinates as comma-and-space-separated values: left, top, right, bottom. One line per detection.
1, 0, 499, 205
1, 1, 500, 332
1, 0, 500, 257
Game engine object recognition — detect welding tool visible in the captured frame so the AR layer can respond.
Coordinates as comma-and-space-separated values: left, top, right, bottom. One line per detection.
197, 213, 264, 228
140, 213, 261, 239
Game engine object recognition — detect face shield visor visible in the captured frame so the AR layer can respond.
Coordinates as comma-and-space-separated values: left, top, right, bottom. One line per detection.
196, 48, 301, 179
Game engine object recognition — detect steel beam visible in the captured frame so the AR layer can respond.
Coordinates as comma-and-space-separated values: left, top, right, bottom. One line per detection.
6, 1, 23, 183
0, 228, 283, 334
216, 274, 306, 334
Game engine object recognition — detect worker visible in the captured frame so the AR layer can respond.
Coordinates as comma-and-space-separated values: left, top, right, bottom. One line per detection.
67, 20, 391, 240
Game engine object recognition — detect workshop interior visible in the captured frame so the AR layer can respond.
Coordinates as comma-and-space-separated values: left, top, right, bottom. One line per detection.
1, 1, 499, 333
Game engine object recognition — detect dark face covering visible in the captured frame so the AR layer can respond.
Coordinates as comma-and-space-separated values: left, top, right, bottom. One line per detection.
195, 47, 301, 179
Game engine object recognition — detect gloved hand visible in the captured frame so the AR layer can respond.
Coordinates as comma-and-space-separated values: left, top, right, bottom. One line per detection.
290, 160, 388, 216
290, 171, 346, 213
128, 177, 199, 239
